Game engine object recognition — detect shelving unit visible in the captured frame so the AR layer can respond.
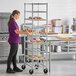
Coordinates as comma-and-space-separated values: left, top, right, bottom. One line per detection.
61, 40, 76, 54
21, 3, 49, 74
40, 35, 76, 57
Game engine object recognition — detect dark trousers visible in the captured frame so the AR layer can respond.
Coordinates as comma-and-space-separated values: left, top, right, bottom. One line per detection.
21, 37, 28, 61
7, 43, 18, 69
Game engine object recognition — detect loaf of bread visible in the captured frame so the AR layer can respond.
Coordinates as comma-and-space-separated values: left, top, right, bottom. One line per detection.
30, 40, 42, 43
37, 56, 42, 58
33, 55, 38, 58
33, 16, 38, 19
28, 54, 41, 58
23, 29, 36, 34
29, 16, 43, 19
29, 17, 32, 19
28, 54, 32, 57
38, 17, 43, 19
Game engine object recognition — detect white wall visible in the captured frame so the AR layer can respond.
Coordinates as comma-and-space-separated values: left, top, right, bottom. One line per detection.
0, 0, 76, 26
0, 0, 26, 25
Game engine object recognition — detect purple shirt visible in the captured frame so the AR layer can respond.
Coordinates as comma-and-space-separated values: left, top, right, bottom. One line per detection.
8, 18, 19, 43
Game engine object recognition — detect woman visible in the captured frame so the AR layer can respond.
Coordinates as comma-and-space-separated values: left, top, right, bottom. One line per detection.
6, 10, 29, 73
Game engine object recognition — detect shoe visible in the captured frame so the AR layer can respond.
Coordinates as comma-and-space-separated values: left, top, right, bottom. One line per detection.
6, 68, 15, 73
13, 67, 23, 72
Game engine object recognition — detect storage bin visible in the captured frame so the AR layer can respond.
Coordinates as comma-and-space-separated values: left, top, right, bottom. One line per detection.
52, 19, 62, 26
52, 26, 62, 34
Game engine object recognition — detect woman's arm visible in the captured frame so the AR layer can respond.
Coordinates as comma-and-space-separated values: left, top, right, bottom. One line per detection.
15, 29, 30, 35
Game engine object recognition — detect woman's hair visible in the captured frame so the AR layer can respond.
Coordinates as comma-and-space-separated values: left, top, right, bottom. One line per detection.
8, 10, 20, 26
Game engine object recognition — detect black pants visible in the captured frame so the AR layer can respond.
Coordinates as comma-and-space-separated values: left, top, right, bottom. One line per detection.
7, 43, 18, 69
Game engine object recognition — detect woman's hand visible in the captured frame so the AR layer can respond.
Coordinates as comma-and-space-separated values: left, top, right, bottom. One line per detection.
15, 29, 30, 35
24, 31, 30, 35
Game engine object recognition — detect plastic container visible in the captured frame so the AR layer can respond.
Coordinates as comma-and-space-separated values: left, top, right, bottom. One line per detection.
62, 25, 66, 34
62, 25, 69, 34
66, 25, 69, 33
57, 46, 61, 52
44, 24, 53, 33
52, 25, 62, 34
52, 19, 62, 26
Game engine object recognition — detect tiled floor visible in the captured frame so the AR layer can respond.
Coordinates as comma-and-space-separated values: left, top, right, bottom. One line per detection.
0, 60, 76, 76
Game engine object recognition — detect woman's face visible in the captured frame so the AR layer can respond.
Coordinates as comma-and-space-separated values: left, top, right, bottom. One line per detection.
14, 13, 20, 20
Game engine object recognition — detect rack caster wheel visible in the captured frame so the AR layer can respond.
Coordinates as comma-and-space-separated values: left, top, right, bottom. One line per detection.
35, 64, 39, 69
44, 68, 48, 74
39, 60, 41, 63
21, 65, 26, 70
29, 69, 34, 74
35, 67, 38, 69
28, 59, 32, 62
